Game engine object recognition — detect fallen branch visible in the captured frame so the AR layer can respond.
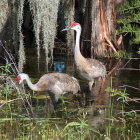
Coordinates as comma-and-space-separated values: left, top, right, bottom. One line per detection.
119, 85, 140, 91
104, 34, 117, 53
118, 110, 140, 115
118, 68, 140, 71
107, 59, 121, 76
121, 58, 132, 68
0, 98, 21, 108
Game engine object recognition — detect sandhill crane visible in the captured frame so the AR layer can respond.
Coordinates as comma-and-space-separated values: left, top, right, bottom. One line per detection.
17, 73, 80, 108
62, 22, 106, 91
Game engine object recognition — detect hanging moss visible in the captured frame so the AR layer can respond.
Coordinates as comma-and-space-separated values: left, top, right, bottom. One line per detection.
17, 0, 25, 73
61, 0, 75, 55
0, 0, 76, 71
0, 0, 9, 39
0, 0, 25, 72
42, 0, 60, 70
29, 1, 41, 68
9, 0, 19, 53
29, 0, 60, 70
0, 0, 19, 47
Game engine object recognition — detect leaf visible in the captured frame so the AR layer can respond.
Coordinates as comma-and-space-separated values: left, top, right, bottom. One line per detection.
63, 122, 81, 131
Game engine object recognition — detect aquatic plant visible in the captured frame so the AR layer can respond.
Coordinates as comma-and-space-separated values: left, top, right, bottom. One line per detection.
0, 55, 140, 139
0, 44, 34, 119
0, 62, 12, 76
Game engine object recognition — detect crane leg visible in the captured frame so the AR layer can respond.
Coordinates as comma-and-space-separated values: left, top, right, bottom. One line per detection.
89, 80, 94, 91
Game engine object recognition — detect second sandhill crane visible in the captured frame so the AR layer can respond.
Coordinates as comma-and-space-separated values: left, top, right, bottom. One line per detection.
17, 73, 80, 108
62, 22, 106, 91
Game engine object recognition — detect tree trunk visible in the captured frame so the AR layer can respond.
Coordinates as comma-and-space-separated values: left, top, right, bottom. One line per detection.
81, 0, 92, 58
81, 0, 123, 57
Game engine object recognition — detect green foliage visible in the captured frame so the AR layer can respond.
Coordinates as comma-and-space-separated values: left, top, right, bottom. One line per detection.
0, 72, 140, 139
113, 50, 132, 58
0, 62, 12, 75
56, 113, 101, 139
106, 87, 129, 104
104, 50, 132, 58
117, 0, 140, 44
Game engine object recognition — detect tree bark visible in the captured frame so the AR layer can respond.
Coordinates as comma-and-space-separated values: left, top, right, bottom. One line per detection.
81, 0, 123, 57
81, 0, 92, 58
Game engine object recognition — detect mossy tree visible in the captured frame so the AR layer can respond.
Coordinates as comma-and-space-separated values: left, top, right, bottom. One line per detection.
79, 0, 124, 57
0, 0, 60, 72
0, 0, 130, 72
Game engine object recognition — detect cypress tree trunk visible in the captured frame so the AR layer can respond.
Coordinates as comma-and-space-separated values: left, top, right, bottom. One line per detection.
81, 0, 123, 57
81, 0, 92, 58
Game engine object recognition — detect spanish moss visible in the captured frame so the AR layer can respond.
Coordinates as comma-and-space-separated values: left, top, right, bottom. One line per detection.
29, 0, 41, 69
0, 0, 9, 40
62, 0, 75, 55
29, 0, 60, 70
17, 0, 25, 73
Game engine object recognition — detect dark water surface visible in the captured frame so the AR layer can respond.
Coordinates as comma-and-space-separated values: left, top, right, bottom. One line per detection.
0, 47, 139, 137
22, 48, 140, 127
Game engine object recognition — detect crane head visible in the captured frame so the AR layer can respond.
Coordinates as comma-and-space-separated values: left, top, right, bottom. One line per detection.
61, 22, 81, 32
17, 76, 21, 84
17, 73, 28, 84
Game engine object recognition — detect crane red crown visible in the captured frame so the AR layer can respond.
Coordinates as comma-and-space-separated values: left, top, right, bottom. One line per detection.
72, 22, 79, 27
17, 76, 21, 82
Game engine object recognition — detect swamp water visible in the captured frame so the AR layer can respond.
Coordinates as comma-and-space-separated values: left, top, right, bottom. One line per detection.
0, 47, 140, 139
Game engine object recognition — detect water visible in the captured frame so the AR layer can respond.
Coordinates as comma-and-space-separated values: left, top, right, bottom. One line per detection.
23, 48, 139, 116
0, 47, 139, 138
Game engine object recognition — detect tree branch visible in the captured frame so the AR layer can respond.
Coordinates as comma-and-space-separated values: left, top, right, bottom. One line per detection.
120, 6, 140, 13
0, 98, 21, 108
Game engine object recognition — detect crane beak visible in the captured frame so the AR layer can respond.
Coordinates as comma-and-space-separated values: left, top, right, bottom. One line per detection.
61, 27, 71, 32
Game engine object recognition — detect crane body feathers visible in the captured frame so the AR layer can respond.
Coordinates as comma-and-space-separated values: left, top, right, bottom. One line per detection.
17, 73, 80, 108
62, 22, 106, 91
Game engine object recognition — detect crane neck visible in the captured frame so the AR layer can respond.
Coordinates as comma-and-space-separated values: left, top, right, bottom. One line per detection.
74, 29, 85, 60
25, 75, 38, 91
